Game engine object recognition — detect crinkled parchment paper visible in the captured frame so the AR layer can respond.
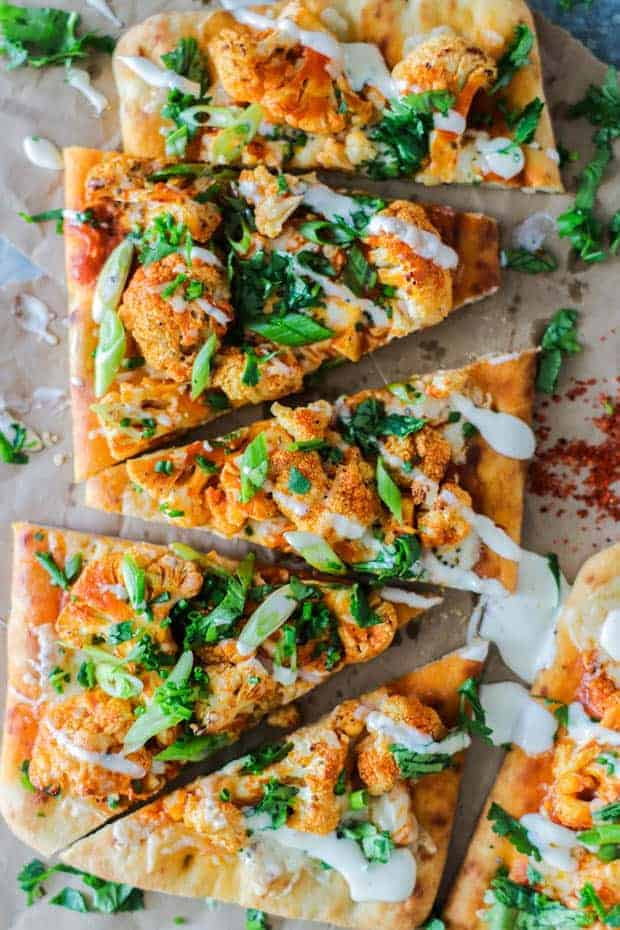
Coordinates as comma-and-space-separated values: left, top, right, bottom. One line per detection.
0, 5, 618, 929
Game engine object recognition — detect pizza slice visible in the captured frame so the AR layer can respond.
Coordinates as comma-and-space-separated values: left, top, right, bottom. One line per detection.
86, 350, 536, 595
443, 542, 620, 929
0, 522, 438, 856
113, 0, 562, 192
65, 148, 500, 480
61, 643, 488, 929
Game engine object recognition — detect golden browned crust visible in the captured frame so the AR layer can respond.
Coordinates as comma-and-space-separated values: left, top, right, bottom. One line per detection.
114, 0, 562, 192
443, 543, 620, 930
62, 647, 486, 929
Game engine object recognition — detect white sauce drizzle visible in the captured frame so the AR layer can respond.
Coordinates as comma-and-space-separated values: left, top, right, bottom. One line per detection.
342, 43, 397, 99
66, 68, 109, 115
292, 257, 389, 328
117, 56, 201, 97
86, 0, 122, 27
520, 814, 581, 873
478, 550, 569, 683
190, 246, 223, 267
420, 551, 506, 597
450, 393, 536, 459
324, 511, 367, 540
365, 711, 471, 755
47, 724, 145, 777
479, 682, 557, 754
600, 608, 620, 660
512, 212, 555, 253
378, 587, 442, 610
31, 386, 69, 413
195, 298, 229, 326
366, 214, 459, 270
231, 10, 344, 71
272, 489, 309, 518
476, 137, 525, 180
300, 182, 360, 227
22, 136, 63, 170
567, 702, 620, 747
433, 109, 466, 135
440, 490, 522, 562
13, 293, 58, 345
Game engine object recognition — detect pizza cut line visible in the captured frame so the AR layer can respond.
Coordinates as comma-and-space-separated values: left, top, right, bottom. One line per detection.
443, 542, 620, 929
65, 147, 500, 480
60, 644, 489, 929
0, 522, 438, 856
113, 0, 563, 192
85, 350, 536, 596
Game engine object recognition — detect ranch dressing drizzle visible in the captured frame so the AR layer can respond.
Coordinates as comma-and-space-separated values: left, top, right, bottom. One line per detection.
479, 682, 557, 754
86, 0, 122, 27
47, 724, 146, 777
477, 550, 570, 683
117, 56, 202, 97
220, 0, 277, 8
191, 246, 223, 267
65, 68, 109, 115
567, 702, 620, 747
299, 182, 360, 227
600, 608, 620, 660
377, 587, 442, 610
231, 10, 344, 70
476, 137, 525, 180
420, 551, 507, 597
249, 814, 416, 902
290, 256, 389, 328
22, 136, 63, 170
365, 711, 471, 755
440, 490, 522, 562
13, 293, 58, 345
519, 814, 581, 872
342, 43, 397, 99
449, 393, 536, 459
365, 214, 459, 270
433, 109, 466, 135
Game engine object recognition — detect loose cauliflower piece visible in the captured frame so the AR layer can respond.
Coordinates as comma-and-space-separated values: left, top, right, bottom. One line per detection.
118, 254, 232, 383
208, 5, 374, 134
238, 166, 303, 238
29, 691, 154, 800
393, 34, 496, 104
270, 400, 332, 441
211, 347, 305, 406
545, 738, 619, 831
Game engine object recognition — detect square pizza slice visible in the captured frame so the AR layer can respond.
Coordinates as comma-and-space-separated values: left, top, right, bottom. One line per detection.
60, 643, 489, 929
0, 522, 438, 855
443, 542, 620, 929
85, 350, 536, 596
65, 148, 500, 480
113, 0, 562, 192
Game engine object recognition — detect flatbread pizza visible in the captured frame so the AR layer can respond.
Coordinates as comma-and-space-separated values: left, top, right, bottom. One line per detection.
0, 522, 436, 855
85, 350, 536, 595
443, 542, 620, 929
65, 147, 500, 480
113, 0, 562, 192
61, 643, 489, 929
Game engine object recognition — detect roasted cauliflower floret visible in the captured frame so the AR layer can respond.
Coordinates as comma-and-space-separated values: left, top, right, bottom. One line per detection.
195, 659, 281, 734
268, 447, 329, 527
544, 738, 620, 831
370, 783, 418, 845
118, 254, 232, 382
163, 784, 247, 854
270, 400, 332, 442
417, 481, 472, 549
209, 6, 374, 134
393, 34, 496, 103
275, 730, 349, 834
329, 589, 399, 663
29, 691, 154, 800
238, 166, 303, 238
319, 447, 381, 539
414, 425, 453, 482
578, 654, 620, 729
211, 347, 305, 406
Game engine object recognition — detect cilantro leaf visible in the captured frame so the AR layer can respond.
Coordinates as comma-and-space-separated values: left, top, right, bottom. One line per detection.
182, 553, 254, 648
491, 24, 534, 94
511, 97, 544, 144
484, 870, 591, 928
288, 465, 311, 494
17, 860, 83, 906
0, 420, 29, 464
488, 802, 541, 859
343, 244, 377, 297
502, 248, 558, 273
557, 141, 611, 262
241, 740, 294, 774
536, 309, 582, 394
340, 397, 426, 454
246, 910, 270, 930
354, 533, 422, 581
50, 888, 88, 912
568, 67, 620, 141
350, 583, 382, 628
161, 37, 206, 87
132, 213, 193, 266
368, 90, 455, 179
458, 677, 492, 743
390, 744, 453, 780
0, 4, 114, 70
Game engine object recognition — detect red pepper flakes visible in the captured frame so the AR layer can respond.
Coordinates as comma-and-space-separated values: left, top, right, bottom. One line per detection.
529, 386, 619, 524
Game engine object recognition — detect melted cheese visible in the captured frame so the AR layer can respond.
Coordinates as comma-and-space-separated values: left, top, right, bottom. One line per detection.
479, 682, 557, 755
567, 702, 620, 748
449, 393, 535, 459
365, 711, 470, 755
366, 214, 458, 270
195, 298, 229, 326
324, 512, 367, 540
342, 43, 397, 99
47, 724, 146, 777
117, 56, 201, 96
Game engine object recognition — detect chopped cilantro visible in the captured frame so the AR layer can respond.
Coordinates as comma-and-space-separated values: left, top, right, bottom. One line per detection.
107, 621, 134, 645
502, 248, 558, 273
241, 741, 294, 774
488, 802, 541, 859
132, 213, 193, 266
77, 659, 96, 689
536, 308, 582, 394
491, 25, 534, 94
182, 553, 254, 648
0, 4, 114, 70
340, 397, 426, 454
350, 583, 382, 628
458, 677, 492, 743
367, 90, 455, 178
0, 421, 29, 464
288, 465, 311, 494
252, 778, 298, 829
354, 533, 422, 581
338, 821, 394, 863
246, 910, 270, 930
390, 745, 453, 780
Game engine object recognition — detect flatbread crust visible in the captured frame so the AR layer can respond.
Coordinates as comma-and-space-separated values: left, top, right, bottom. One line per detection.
85, 350, 536, 594
0, 522, 429, 856
114, 0, 561, 192
443, 542, 620, 929
62, 645, 488, 930
65, 146, 500, 481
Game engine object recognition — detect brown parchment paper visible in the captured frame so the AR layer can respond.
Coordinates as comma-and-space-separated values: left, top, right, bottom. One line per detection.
0, 5, 618, 930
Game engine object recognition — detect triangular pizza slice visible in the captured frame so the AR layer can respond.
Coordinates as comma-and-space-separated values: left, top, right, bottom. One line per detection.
61, 643, 488, 929
65, 148, 500, 480
443, 543, 620, 929
0, 522, 437, 855
86, 350, 536, 595
113, 0, 562, 192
